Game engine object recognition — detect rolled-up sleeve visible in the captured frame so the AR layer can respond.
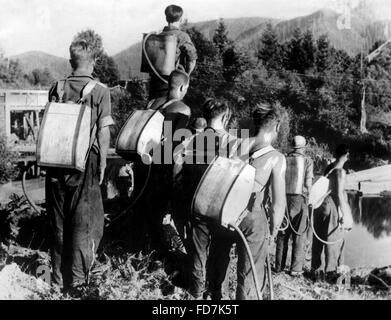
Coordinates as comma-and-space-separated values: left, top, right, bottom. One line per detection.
97, 88, 115, 129
180, 33, 198, 62
305, 158, 314, 190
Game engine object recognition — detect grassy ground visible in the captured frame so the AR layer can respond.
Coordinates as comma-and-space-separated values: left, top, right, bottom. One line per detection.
0, 195, 390, 300
0, 241, 390, 300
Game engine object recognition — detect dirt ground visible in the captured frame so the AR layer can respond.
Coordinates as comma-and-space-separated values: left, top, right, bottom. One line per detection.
0, 194, 390, 300
0, 241, 390, 300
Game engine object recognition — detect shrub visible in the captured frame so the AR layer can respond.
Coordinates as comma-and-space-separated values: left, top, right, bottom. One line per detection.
0, 135, 19, 183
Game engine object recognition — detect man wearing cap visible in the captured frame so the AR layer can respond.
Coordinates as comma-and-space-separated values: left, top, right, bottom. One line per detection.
275, 135, 314, 276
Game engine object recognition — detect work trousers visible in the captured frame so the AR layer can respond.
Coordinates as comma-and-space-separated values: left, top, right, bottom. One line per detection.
189, 208, 269, 300
140, 163, 173, 253
46, 150, 104, 289
311, 195, 345, 273
275, 195, 308, 273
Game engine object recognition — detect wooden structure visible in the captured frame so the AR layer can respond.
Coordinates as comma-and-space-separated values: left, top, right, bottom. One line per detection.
0, 89, 48, 145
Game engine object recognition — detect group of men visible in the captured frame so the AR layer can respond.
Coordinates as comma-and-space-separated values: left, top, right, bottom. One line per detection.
44, 4, 350, 299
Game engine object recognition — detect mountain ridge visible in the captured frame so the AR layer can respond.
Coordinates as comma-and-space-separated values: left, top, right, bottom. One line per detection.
8, 9, 391, 80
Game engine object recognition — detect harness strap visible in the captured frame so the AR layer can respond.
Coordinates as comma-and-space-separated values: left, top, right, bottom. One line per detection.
158, 98, 179, 111
249, 146, 276, 192
55, 80, 66, 102
250, 146, 275, 163
78, 80, 98, 104
146, 99, 156, 110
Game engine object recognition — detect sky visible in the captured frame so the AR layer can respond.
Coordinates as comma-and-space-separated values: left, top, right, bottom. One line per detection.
0, 0, 391, 58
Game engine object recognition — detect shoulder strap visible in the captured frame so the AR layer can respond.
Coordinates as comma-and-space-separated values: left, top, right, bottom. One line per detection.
250, 146, 275, 162
146, 99, 157, 110
77, 80, 99, 104
55, 80, 66, 102
158, 98, 180, 111
325, 167, 337, 178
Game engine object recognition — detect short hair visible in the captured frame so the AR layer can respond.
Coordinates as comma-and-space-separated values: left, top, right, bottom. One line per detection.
335, 144, 349, 158
165, 5, 184, 23
252, 102, 281, 131
202, 98, 229, 120
169, 69, 189, 90
69, 39, 95, 69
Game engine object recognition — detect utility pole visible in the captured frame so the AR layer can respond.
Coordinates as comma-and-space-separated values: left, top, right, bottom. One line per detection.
360, 51, 368, 134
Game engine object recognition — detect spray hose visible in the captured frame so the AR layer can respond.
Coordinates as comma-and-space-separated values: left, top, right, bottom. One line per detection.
309, 205, 344, 246
278, 214, 289, 232
286, 207, 309, 236
143, 33, 169, 85
22, 162, 42, 215
228, 223, 275, 300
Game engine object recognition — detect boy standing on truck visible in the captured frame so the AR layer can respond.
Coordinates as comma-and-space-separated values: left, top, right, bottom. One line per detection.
149, 5, 197, 99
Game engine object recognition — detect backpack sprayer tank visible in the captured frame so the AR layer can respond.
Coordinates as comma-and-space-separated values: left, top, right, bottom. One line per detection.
191, 156, 256, 228
141, 33, 177, 81
36, 81, 97, 172
116, 110, 164, 164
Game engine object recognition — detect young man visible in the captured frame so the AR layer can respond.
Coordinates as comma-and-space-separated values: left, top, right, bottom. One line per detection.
173, 99, 245, 299
179, 102, 286, 300
46, 39, 113, 296
149, 5, 197, 99
147, 69, 191, 137
139, 69, 192, 254
275, 136, 314, 276
311, 144, 350, 281
229, 102, 287, 300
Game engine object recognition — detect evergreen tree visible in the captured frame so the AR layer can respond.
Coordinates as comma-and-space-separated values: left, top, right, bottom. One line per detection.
213, 19, 231, 54
301, 30, 316, 71
316, 35, 331, 73
258, 24, 282, 70
285, 28, 307, 73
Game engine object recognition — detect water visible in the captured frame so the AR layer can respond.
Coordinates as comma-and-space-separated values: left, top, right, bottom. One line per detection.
344, 194, 391, 268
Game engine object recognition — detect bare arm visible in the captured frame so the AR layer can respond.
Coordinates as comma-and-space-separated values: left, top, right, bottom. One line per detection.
186, 60, 196, 75
98, 126, 111, 185
270, 155, 287, 239
336, 169, 347, 219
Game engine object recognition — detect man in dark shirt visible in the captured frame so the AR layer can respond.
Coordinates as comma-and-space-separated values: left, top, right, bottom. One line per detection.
46, 39, 114, 296
139, 70, 192, 254
173, 99, 243, 299
149, 5, 197, 99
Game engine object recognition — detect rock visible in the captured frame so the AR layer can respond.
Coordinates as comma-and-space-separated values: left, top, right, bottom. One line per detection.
0, 263, 50, 300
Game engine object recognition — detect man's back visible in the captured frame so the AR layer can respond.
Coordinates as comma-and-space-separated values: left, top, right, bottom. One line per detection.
286, 151, 313, 195
49, 73, 112, 135
247, 148, 284, 203
160, 26, 197, 69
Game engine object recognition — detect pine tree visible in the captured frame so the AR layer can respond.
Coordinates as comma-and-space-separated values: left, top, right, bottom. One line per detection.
301, 30, 316, 71
213, 19, 231, 54
285, 28, 307, 73
258, 24, 282, 70
316, 35, 331, 73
